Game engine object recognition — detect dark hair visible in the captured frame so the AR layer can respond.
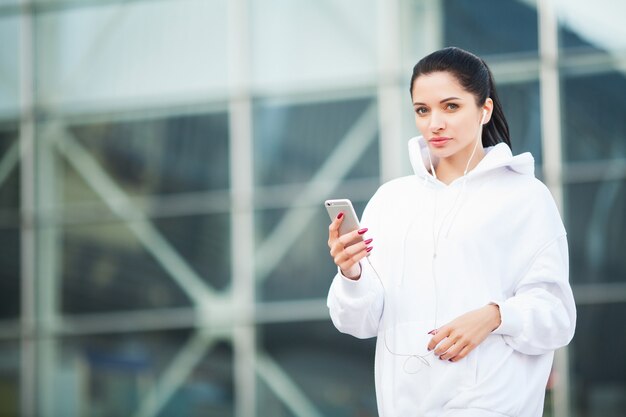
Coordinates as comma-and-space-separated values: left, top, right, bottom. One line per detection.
409, 47, 511, 148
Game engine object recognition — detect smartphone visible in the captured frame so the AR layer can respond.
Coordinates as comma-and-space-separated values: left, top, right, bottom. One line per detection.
325, 199, 361, 236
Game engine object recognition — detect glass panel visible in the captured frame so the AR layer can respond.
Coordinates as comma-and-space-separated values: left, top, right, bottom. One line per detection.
250, 0, 377, 88
153, 214, 231, 292
0, 129, 19, 212
259, 321, 377, 416
444, 0, 538, 57
62, 111, 229, 203
557, 0, 626, 54
47, 332, 233, 417
34, 0, 228, 108
256, 200, 373, 302
0, 340, 19, 417
0, 227, 19, 318
0, 128, 19, 319
253, 97, 377, 187
562, 72, 626, 163
565, 179, 625, 285
570, 303, 626, 417
0, 15, 18, 118
61, 220, 194, 313
497, 81, 542, 166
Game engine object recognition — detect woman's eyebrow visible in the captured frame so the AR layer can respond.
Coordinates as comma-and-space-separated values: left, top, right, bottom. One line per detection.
440, 96, 461, 103
413, 96, 462, 106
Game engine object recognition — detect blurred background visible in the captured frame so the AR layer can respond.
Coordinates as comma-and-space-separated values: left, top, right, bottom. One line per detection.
0, 0, 625, 416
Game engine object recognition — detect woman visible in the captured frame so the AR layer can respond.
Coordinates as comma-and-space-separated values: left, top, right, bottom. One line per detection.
326, 47, 576, 417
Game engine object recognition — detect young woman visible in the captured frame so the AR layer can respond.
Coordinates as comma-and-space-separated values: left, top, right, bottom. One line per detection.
326, 47, 576, 417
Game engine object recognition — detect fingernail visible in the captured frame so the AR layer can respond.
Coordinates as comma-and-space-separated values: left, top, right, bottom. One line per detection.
364, 238, 373, 245
358, 228, 368, 235
427, 329, 438, 335
366, 246, 373, 252
337, 212, 344, 219
448, 359, 454, 362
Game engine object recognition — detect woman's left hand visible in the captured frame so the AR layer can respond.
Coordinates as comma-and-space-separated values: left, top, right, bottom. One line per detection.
427, 304, 501, 362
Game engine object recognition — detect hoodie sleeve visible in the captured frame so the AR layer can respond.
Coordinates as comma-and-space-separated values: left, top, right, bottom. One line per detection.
327, 260, 384, 339
492, 234, 576, 355
326, 190, 385, 339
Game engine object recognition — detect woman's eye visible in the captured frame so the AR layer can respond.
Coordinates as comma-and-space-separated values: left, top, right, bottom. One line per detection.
445, 103, 459, 110
415, 107, 428, 115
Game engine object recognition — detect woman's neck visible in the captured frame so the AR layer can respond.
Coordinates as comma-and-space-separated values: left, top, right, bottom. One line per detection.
434, 146, 486, 185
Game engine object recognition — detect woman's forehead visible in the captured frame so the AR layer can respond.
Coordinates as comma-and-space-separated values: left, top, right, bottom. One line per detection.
411, 72, 469, 101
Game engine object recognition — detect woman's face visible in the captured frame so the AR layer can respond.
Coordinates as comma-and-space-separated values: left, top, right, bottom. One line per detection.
410, 71, 492, 160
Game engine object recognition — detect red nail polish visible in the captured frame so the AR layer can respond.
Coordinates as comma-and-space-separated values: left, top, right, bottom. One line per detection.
428, 329, 438, 335
364, 238, 373, 245
358, 228, 368, 235
337, 212, 344, 219
366, 246, 373, 252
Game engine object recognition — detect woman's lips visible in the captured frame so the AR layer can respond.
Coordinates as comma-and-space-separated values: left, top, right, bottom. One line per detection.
429, 137, 452, 148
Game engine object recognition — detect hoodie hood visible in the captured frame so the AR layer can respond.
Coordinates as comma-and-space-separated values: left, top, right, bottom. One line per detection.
408, 136, 535, 182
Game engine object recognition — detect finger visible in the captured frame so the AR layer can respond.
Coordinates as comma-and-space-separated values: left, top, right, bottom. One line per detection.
332, 231, 368, 259
327, 212, 345, 244
427, 326, 449, 351
338, 227, 368, 247
334, 240, 371, 266
449, 345, 474, 362
337, 246, 372, 271
434, 336, 457, 357
439, 342, 464, 361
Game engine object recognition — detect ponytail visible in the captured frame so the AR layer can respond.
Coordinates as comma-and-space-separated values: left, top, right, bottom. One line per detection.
482, 61, 511, 148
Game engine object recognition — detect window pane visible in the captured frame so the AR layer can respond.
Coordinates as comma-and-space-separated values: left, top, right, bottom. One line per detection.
0, 128, 19, 212
62, 111, 229, 202
35, 0, 229, 108
444, 0, 539, 57
250, 0, 377, 88
0, 227, 19, 318
565, 179, 625, 285
557, 0, 626, 54
571, 303, 626, 417
48, 332, 233, 416
562, 72, 626, 163
0, 15, 19, 117
253, 97, 378, 187
62, 221, 194, 313
0, 128, 19, 319
260, 321, 377, 416
256, 198, 372, 302
497, 81, 542, 165
0, 340, 19, 416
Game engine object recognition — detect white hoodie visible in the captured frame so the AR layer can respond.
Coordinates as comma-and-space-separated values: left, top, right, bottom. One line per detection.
327, 137, 576, 417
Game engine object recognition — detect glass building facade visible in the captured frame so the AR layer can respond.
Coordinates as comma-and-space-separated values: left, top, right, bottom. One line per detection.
0, 0, 625, 416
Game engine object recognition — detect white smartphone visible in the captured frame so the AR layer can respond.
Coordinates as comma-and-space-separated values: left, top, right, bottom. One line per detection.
324, 199, 361, 236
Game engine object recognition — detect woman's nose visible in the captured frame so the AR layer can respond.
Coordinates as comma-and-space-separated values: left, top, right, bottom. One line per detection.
429, 112, 445, 132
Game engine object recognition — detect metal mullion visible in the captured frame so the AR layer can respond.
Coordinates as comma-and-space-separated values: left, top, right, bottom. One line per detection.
538, 1, 571, 417
376, 0, 403, 183
228, 0, 256, 416
18, 0, 37, 416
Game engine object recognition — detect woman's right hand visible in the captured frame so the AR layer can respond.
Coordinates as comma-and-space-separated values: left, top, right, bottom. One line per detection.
327, 212, 373, 280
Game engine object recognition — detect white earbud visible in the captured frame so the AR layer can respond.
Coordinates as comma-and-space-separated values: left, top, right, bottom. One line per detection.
481, 109, 487, 124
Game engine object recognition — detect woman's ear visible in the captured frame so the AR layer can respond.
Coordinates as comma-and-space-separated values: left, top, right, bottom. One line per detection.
482, 97, 494, 124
